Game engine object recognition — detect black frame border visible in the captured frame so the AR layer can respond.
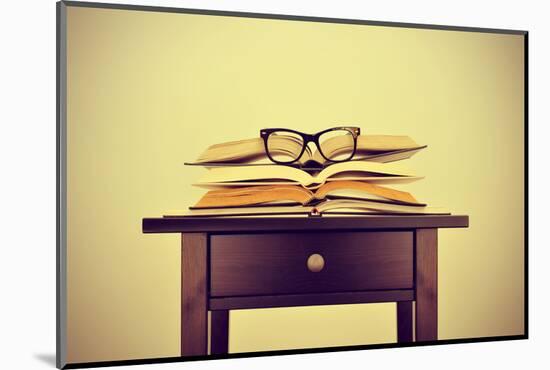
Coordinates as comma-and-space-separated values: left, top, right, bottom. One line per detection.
56, 1, 529, 369
62, 0, 527, 34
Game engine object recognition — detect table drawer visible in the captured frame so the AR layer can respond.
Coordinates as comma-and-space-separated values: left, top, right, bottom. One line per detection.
210, 231, 413, 297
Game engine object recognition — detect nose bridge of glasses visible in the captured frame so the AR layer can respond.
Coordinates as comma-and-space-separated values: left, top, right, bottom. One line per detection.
300, 133, 315, 144
299, 133, 319, 156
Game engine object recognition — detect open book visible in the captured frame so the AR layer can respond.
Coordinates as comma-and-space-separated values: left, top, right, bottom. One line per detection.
192, 181, 425, 209
166, 199, 448, 218
189, 135, 426, 167
195, 160, 422, 189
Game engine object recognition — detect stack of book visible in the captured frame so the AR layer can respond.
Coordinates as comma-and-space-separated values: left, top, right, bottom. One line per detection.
168, 134, 448, 217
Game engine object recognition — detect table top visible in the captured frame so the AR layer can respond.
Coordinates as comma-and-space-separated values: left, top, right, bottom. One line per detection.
143, 214, 469, 234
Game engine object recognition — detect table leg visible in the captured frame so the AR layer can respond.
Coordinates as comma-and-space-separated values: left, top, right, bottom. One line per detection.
211, 310, 230, 355
415, 228, 438, 341
181, 233, 208, 356
397, 301, 413, 342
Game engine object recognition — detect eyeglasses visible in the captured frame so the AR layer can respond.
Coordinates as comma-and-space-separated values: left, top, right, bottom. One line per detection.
260, 127, 360, 165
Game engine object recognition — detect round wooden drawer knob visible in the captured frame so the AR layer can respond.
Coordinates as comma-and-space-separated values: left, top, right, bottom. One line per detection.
307, 253, 325, 272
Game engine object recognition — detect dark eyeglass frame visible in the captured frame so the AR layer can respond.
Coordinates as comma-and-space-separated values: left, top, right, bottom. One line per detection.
260, 126, 361, 165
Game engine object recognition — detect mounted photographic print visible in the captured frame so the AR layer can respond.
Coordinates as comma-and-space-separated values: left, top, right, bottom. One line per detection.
57, 1, 527, 368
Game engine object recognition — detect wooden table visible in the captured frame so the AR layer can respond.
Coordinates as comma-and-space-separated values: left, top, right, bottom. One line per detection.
142, 215, 468, 356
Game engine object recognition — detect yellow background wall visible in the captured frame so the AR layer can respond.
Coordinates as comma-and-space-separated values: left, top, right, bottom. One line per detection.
65, 6, 524, 363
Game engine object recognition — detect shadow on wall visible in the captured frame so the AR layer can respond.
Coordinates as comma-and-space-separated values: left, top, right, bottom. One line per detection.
34, 353, 56, 367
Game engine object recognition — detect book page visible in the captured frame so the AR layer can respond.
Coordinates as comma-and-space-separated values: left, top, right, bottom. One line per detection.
195, 138, 265, 163
165, 205, 315, 217
197, 164, 314, 185
304, 135, 423, 165
316, 161, 417, 184
193, 185, 313, 208
196, 161, 418, 186
194, 135, 313, 164
263, 134, 311, 163
193, 176, 423, 189
317, 199, 448, 214
314, 180, 422, 204
356, 135, 420, 152
353, 146, 426, 163
193, 135, 422, 164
